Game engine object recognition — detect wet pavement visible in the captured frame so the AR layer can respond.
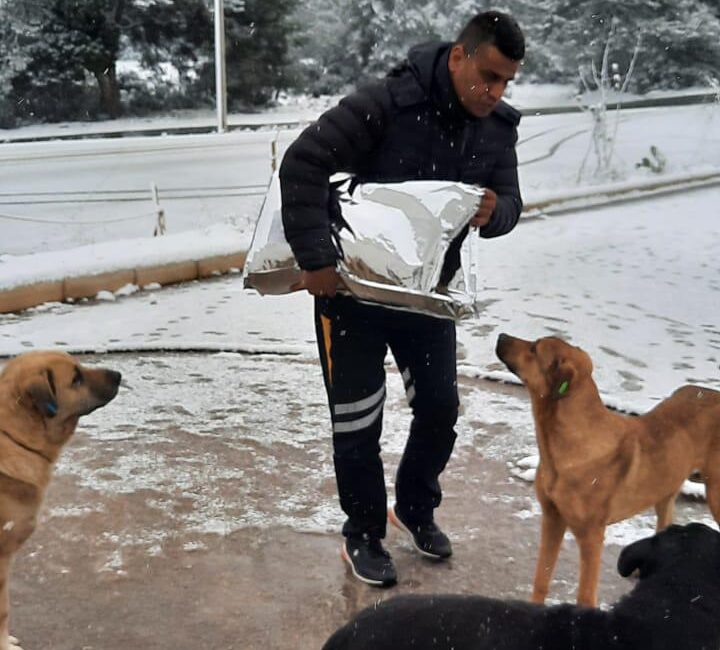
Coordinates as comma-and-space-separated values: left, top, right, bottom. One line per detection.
8, 352, 712, 649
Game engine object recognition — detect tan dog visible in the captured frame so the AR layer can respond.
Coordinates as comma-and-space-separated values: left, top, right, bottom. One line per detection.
0, 351, 121, 650
495, 333, 720, 607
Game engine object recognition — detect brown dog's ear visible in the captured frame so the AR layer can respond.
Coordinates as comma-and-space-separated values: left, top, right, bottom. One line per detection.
24, 371, 58, 418
549, 360, 574, 400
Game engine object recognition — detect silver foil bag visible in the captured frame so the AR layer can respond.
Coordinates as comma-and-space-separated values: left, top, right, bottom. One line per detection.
243, 174, 484, 320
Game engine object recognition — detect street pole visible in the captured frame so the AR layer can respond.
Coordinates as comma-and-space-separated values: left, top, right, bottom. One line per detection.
214, 0, 227, 133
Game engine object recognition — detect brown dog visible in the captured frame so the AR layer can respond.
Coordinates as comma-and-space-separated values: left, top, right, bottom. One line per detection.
0, 351, 121, 650
495, 333, 720, 607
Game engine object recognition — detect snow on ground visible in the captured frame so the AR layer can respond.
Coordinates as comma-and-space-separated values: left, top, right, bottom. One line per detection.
3, 185, 717, 412
0, 223, 250, 289
0, 130, 274, 255
52, 349, 536, 540
460, 186, 720, 412
0, 93, 343, 142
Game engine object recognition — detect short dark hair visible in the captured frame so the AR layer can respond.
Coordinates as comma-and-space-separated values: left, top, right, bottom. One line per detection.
456, 10, 525, 61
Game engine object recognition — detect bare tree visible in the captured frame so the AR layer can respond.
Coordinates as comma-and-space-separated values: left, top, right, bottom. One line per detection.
576, 18, 642, 182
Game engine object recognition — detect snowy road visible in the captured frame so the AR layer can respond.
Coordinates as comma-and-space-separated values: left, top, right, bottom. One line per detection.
0, 131, 286, 254
2, 102, 719, 255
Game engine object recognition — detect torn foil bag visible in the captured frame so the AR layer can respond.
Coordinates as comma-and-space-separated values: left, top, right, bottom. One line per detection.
243, 174, 485, 320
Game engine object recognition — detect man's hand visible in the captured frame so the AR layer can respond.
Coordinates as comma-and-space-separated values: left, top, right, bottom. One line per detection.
291, 266, 340, 297
469, 189, 497, 228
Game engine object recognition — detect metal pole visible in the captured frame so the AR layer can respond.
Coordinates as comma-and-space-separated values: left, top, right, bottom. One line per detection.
151, 183, 166, 236
214, 0, 227, 133
271, 132, 279, 172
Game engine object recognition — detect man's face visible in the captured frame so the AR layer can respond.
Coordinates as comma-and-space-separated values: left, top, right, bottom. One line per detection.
448, 43, 520, 118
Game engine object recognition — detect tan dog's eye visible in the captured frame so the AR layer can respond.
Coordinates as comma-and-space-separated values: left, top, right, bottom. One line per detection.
72, 368, 84, 387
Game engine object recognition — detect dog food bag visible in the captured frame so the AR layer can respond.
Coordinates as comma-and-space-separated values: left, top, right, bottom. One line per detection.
243, 173, 485, 320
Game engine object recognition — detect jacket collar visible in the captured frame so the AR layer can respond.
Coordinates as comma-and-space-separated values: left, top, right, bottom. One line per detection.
431, 46, 471, 123
406, 41, 472, 124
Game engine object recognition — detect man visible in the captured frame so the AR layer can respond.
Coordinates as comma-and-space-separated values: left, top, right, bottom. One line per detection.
280, 11, 524, 587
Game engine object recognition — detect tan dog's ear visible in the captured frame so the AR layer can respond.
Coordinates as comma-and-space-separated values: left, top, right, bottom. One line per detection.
24, 371, 59, 418
549, 359, 574, 400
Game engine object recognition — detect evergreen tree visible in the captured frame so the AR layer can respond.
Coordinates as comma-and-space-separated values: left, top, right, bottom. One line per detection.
4, 0, 212, 123
339, 0, 479, 83
0, 3, 28, 125
287, 0, 352, 95
530, 0, 720, 92
14, 0, 129, 119
223, 0, 297, 107
127, 0, 212, 83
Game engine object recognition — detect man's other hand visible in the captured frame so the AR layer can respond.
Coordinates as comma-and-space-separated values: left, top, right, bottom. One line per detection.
291, 266, 340, 297
469, 189, 497, 228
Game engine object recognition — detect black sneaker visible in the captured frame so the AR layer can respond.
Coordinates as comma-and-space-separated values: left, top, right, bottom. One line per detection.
341, 535, 397, 587
388, 505, 452, 559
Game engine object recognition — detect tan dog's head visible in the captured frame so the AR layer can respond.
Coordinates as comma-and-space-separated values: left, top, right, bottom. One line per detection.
495, 333, 593, 401
0, 350, 121, 449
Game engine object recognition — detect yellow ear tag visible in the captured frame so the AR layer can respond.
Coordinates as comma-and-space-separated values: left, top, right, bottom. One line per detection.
558, 381, 569, 396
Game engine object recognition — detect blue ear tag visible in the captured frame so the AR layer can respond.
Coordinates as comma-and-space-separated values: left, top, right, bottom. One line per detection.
558, 381, 569, 396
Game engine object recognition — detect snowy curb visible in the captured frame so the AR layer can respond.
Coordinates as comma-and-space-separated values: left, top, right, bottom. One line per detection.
0, 254, 246, 314
0, 169, 718, 315
0, 222, 248, 313
525, 169, 720, 216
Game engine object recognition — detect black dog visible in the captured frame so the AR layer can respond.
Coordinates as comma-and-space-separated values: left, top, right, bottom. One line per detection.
323, 523, 720, 650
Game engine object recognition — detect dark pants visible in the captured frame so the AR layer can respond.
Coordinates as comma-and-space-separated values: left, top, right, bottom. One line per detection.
314, 295, 459, 539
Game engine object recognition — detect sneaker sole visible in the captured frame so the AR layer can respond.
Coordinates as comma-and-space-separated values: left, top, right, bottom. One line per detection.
340, 542, 397, 588
388, 506, 451, 560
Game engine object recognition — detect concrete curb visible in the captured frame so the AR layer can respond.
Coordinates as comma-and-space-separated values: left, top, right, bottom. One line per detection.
0, 252, 245, 314
1, 169, 719, 315
525, 170, 720, 215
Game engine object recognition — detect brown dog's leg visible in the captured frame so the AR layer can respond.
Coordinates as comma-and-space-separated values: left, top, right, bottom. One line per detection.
705, 472, 720, 524
575, 526, 605, 607
0, 555, 18, 650
531, 502, 566, 604
654, 494, 676, 530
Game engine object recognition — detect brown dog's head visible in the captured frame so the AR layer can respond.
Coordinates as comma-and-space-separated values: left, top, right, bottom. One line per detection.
0, 350, 121, 448
495, 333, 592, 401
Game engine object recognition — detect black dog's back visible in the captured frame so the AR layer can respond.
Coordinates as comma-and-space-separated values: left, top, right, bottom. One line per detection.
322, 594, 611, 650
323, 524, 720, 650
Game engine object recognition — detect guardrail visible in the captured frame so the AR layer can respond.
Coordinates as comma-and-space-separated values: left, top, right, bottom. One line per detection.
0, 183, 269, 239
2, 92, 715, 144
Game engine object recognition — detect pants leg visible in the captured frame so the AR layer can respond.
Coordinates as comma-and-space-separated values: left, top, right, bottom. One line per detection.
314, 296, 390, 539
388, 312, 459, 525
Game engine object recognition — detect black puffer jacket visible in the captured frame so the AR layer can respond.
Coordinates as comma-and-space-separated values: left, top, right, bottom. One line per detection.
280, 42, 522, 283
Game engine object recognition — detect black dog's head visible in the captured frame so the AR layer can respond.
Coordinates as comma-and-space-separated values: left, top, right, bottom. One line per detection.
618, 523, 720, 581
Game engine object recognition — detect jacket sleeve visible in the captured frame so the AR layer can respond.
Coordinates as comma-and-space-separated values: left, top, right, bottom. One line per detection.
479, 123, 523, 239
279, 83, 391, 270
